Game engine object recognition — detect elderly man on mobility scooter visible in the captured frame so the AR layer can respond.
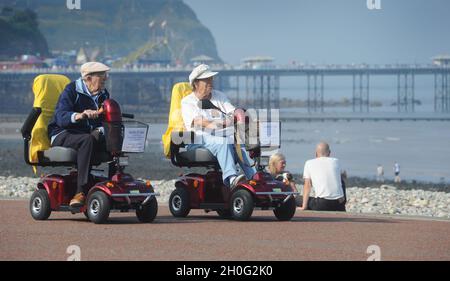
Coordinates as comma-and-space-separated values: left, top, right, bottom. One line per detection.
164, 64, 299, 221
47, 62, 111, 207
181, 64, 256, 189
23, 62, 158, 224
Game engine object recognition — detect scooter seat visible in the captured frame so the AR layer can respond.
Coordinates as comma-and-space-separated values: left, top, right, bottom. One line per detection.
37, 146, 111, 166
38, 146, 77, 164
177, 148, 218, 167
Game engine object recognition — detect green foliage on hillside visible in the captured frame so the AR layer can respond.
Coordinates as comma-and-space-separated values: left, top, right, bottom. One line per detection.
0, 7, 49, 59
2, 0, 221, 63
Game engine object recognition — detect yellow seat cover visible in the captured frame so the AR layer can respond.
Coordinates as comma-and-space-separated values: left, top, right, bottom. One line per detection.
30, 74, 71, 171
161, 82, 193, 158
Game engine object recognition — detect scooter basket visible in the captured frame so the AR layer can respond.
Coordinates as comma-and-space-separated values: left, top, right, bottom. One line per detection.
120, 121, 149, 153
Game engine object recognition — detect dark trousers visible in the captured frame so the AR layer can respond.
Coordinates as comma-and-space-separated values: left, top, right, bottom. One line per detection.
307, 197, 346, 211
300, 180, 347, 212
52, 130, 104, 194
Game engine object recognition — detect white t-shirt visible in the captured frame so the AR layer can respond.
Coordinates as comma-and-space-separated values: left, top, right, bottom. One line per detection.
181, 90, 236, 136
303, 157, 344, 200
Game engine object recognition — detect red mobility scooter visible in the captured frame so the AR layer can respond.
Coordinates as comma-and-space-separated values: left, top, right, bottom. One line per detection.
167, 90, 298, 221
22, 74, 158, 224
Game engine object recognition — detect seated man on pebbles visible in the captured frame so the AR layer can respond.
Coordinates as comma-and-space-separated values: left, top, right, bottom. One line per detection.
298, 142, 347, 212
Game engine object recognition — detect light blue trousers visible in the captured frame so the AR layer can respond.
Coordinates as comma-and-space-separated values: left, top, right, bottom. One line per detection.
187, 134, 256, 187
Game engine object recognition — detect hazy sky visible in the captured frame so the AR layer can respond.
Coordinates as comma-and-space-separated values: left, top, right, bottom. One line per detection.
184, 0, 450, 65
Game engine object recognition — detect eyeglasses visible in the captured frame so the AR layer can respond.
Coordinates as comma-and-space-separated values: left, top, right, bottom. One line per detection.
89, 72, 108, 78
197, 77, 213, 83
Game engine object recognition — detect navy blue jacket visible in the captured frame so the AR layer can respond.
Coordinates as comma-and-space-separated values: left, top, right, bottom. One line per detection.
48, 78, 110, 139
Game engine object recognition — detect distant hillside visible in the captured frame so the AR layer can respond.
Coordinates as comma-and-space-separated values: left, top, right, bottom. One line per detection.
0, 7, 49, 59
2, 0, 222, 64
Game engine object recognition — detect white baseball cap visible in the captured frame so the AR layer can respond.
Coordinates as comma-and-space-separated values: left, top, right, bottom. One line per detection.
80, 61, 110, 78
188, 64, 218, 86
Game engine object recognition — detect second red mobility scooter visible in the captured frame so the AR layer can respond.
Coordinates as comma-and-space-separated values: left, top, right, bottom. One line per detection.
23, 74, 158, 224
165, 82, 298, 221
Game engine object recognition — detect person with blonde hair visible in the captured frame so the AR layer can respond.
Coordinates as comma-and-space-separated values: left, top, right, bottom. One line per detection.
268, 152, 300, 206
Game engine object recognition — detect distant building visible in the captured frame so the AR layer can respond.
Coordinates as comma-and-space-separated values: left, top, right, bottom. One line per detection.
432, 55, 450, 67
190, 55, 215, 66
76, 48, 88, 65
0, 55, 46, 70
241, 56, 274, 69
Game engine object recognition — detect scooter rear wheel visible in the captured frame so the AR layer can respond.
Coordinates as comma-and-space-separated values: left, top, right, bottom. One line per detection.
30, 189, 51, 220
169, 188, 190, 217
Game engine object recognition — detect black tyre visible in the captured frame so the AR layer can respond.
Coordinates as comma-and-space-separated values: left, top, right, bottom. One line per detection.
29, 189, 51, 220
136, 197, 158, 223
87, 191, 111, 224
169, 188, 191, 217
273, 196, 297, 221
230, 189, 254, 221
216, 209, 231, 219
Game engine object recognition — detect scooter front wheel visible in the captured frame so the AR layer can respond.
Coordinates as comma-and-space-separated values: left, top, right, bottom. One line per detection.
87, 191, 111, 224
136, 197, 158, 223
273, 196, 296, 221
230, 189, 254, 221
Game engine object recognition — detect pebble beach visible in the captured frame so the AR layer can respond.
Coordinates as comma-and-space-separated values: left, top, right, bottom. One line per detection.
2, 176, 449, 219
1, 123, 449, 220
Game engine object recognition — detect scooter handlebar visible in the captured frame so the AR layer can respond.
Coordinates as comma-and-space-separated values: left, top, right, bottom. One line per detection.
121, 113, 134, 119
79, 108, 134, 119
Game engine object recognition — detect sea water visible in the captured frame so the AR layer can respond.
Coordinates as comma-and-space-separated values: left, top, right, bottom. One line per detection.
148, 117, 450, 183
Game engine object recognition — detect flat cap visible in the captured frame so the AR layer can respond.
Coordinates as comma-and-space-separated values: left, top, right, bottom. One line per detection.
80, 62, 110, 77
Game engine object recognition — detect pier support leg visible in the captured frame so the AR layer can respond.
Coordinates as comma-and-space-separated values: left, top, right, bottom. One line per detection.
435, 72, 450, 113
397, 73, 415, 113
307, 73, 324, 113
352, 73, 370, 113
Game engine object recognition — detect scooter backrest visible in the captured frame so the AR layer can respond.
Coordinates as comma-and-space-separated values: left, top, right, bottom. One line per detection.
162, 82, 193, 158
29, 74, 71, 165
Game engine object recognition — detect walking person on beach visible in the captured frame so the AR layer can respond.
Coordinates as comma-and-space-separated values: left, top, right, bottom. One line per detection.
376, 164, 384, 183
298, 142, 346, 212
394, 162, 401, 183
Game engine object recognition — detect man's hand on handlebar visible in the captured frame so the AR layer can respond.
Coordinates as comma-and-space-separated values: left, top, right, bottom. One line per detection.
75, 109, 100, 121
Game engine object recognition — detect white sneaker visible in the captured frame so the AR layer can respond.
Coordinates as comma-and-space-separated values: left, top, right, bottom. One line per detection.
230, 174, 246, 189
